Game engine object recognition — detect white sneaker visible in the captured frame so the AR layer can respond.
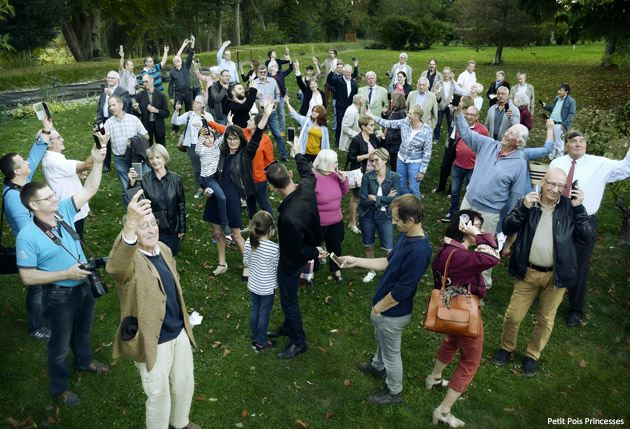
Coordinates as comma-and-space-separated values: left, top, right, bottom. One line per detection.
194, 189, 203, 199
349, 224, 361, 234
204, 187, 214, 197
496, 232, 506, 252
363, 271, 376, 283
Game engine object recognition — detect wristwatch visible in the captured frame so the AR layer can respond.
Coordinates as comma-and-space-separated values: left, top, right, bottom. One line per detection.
41, 130, 52, 135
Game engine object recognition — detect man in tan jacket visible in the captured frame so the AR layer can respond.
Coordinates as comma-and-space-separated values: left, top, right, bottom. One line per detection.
106, 191, 199, 429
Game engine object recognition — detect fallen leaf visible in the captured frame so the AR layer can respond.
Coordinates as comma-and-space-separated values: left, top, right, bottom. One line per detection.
578, 359, 587, 368
343, 379, 351, 387
296, 419, 310, 428
209, 398, 219, 402
317, 346, 327, 353
242, 410, 248, 418
325, 296, 332, 304
222, 349, 231, 357
325, 413, 336, 419
504, 408, 514, 412
6, 418, 19, 428
196, 394, 207, 401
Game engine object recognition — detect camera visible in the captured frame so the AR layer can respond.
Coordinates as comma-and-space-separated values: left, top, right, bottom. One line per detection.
81, 257, 110, 298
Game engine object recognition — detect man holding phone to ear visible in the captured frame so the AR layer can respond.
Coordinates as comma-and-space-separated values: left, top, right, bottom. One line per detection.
550, 130, 630, 327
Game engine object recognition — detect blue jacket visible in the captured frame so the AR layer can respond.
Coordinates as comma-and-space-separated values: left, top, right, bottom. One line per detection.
357, 168, 401, 218
289, 110, 330, 154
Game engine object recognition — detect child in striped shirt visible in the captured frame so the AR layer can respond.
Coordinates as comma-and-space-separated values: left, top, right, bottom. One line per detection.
243, 211, 280, 352
196, 127, 231, 236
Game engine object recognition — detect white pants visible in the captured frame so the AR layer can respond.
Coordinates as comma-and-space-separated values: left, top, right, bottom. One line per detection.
550, 124, 565, 159
461, 196, 500, 287
135, 329, 194, 429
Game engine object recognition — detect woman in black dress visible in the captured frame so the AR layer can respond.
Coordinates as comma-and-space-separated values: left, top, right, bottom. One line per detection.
203, 100, 273, 278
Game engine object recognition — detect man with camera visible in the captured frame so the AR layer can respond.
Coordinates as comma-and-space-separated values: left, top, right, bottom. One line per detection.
15, 143, 109, 406
106, 191, 199, 429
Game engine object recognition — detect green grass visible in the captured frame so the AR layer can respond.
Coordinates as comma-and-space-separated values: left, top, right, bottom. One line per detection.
1, 43, 630, 428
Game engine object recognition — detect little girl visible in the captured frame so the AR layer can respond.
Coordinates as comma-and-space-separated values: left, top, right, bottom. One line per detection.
196, 127, 232, 236
243, 211, 279, 352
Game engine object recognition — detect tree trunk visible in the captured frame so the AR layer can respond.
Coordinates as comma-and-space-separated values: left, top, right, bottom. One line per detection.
62, 11, 98, 62
213, 20, 223, 49
601, 41, 616, 68
614, 194, 630, 246
493, 44, 503, 65
232, 1, 241, 46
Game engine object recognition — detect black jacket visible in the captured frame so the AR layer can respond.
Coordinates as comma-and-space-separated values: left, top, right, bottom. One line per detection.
224, 88, 258, 128
216, 127, 263, 199
382, 109, 406, 152
347, 133, 381, 172
326, 68, 359, 109
277, 154, 321, 275
96, 85, 131, 121
502, 196, 594, 288
296, 74, 326, 116
209, 81, 229, 121
134, 89, 170, 137
134, 169, 186, 235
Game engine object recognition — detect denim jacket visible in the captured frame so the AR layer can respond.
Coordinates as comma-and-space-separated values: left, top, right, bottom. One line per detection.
357, 169, 401, 218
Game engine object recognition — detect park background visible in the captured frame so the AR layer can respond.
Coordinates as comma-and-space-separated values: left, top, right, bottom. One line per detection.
1, 1, 630, 428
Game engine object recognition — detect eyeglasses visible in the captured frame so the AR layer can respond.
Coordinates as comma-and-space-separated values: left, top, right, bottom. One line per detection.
106, 77, 118, 80
369, 158, 382, 164
464, 113, 479, 117
32, 192, 56, 203
543, 179, 566, 190
226, 135, 240, 142
138, 219, 159, 229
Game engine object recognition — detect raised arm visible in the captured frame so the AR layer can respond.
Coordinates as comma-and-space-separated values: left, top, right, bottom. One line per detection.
118, 48, 125, 75
160, 45, 169, 68
72, 144, 107, 209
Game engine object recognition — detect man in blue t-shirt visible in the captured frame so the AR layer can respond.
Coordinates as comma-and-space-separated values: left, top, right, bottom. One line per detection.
16, 143, 109, 407
340, 194, 432, 406
1, 118, 51, 339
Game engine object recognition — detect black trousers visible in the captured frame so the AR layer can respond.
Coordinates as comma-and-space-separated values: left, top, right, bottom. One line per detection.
172, 88, 193, 132
436, 138, 457, 193
568, 215, 597, 318
316, 220, 345, 274
145, 120, 166, 146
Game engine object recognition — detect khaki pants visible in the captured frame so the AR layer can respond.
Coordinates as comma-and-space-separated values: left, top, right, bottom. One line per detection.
135, 329, 194, 429
500, 268, 565, 360
460, 196, 500, 287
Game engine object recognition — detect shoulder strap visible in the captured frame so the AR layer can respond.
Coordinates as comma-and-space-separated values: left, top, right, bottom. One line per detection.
440, 249, 457, 291
1, 184, 21, 245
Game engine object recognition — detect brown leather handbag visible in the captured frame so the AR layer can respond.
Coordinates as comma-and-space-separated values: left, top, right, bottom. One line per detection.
423, 249, 482, 338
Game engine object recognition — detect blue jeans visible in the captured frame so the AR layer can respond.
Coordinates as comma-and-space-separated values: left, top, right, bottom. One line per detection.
277, 97, 286, 132
201, 175, 228, 226
434, 107, 452, 141
449, 164, 474, 216
27, 285, 45, 334
297, 89, 304, 104
277, 268, 305, 346
268, 111, 287, 159
359, 210, 394, 251
44, 282, 94, 396
396, 159, 422, 199
331, 99, 337, 131
250, 292, 275, 346
246, 181, 275, 220
114, 155, 150, 207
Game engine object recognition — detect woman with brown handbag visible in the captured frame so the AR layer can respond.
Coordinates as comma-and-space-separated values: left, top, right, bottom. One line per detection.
425, 210, 500, 427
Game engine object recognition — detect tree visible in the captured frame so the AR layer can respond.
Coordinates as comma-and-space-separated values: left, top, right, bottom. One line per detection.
0, 0, 65, 59
453, 0, 536, 64
61, 1, 102, 62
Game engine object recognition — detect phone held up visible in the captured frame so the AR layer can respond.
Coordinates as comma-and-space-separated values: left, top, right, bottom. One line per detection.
571, 180, 578, 200
92, 120, 106, 149
132, 163, 143, 181
33, 102, 52, 121
459, 213, 470, 230
287, 127, 295, 142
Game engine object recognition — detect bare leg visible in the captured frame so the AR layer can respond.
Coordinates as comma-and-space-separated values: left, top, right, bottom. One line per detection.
230, 228, 249, 278
212, 223, 228, 276
438, 388, 463, 414
430, 358, 448, 379
349, 195, 360, 228
432, 388, 465, 427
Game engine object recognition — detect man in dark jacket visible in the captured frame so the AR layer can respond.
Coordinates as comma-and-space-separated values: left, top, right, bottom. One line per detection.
265, 138, 325, 359
224, 80, 258, 128
168, 37, 195, 133
133, 74, 170, 146
491, 168, 594, 377
327, 60, 359, 147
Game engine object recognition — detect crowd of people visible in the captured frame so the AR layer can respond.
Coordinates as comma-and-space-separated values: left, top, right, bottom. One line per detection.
2, 40, 630, 428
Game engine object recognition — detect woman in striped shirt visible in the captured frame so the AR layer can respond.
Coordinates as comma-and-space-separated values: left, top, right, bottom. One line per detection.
243, 211, 280, 352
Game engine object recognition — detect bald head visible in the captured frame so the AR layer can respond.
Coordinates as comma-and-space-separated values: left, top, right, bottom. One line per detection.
417, 77, 429, 94
541, 168, 568, 204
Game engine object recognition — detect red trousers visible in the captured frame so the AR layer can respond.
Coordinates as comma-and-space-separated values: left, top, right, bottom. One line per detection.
435, 323, 484, 393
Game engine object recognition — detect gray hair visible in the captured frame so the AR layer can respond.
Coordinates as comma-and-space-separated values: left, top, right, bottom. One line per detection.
353, 94, 365, 104
313, 149, 338, 173
516, 125, 529, 147
343, 64, 353, 73
366, 71, 376, 79
513, 92, 529, 107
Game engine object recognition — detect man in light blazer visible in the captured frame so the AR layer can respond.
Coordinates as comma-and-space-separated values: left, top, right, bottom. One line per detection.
485, 86, 520, 141
106, 192, 200, 429
406, 77, 438, 131
358, 71, 388, 116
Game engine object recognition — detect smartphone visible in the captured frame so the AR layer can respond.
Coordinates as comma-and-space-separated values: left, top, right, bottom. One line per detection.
119, 45, 123, 52
571, 180, 578, 200
459, 213, 470, 224
126, 187, 143, 202
351, 57, 356, 62
539, 113, 549, 121
92, 121, 106, 149
287, 127, 295, 141
33, 102, 52, 120
132, 163, 143, 180
330, 253, 343, 267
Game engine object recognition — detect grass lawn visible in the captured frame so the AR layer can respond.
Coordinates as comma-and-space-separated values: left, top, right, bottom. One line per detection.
1, 43, 629, 428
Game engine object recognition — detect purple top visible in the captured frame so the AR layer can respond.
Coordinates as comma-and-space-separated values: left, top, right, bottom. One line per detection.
314, 170, 349, 226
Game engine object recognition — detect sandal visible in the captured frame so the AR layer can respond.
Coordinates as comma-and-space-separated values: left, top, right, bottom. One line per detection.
425, 375, 449, 390
432, 408, 465, 427
82, 361, 110, 375
349, 224, 361, 234
210, 264, 228, 277
363, 271, 376, 283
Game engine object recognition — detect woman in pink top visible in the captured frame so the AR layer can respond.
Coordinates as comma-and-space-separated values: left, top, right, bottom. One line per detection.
193, 63, 220, 102
313, 149, 350, 284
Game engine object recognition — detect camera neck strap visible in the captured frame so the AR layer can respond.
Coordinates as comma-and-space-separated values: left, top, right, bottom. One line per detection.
33, 212, 97, 263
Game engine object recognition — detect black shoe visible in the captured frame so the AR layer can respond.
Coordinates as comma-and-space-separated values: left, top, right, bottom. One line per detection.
267, 327, 288, 338
255, 340, 276, 352
281, 157, 289, 162
440, 214, 452, 223
277, 343, 307, 359
357, 361, 386, 378
523, 357, 538, 377
566, 313, 581, 327
366, 387, 402, 406
102, 166, 110, 173
492, 348, 512, 366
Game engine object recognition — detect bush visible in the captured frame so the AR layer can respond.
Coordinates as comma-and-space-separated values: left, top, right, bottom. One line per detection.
378, 16, 416, 51
378, 16, 451, 51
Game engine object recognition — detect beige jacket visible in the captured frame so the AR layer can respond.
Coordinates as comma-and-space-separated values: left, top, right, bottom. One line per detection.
106, 233, 196, 371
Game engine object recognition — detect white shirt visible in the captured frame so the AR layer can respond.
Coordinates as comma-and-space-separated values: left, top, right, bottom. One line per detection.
308, 92, 323, 117
415, 91, 427, 107
42, 151, 89, 221
516, 84, 528, 95
456, 71, 477, 93
549, 150, 630, 215
344, 76, 352, 97
103, 85, 118, 119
